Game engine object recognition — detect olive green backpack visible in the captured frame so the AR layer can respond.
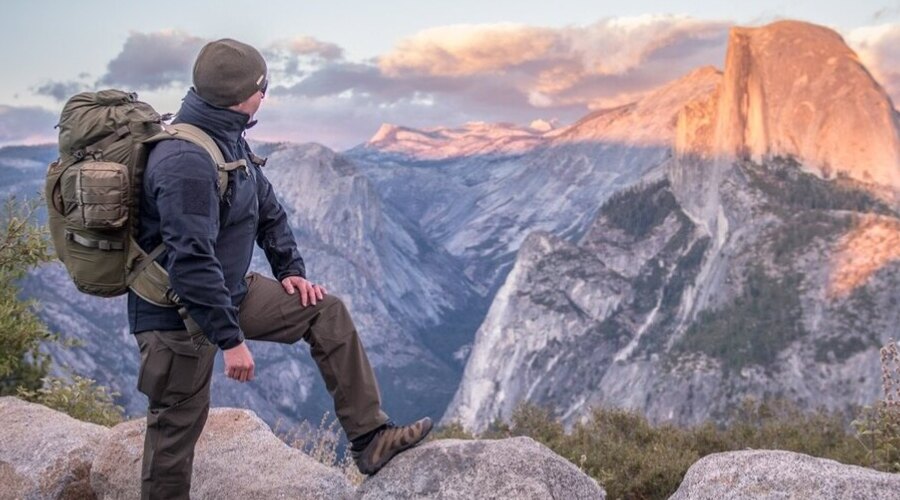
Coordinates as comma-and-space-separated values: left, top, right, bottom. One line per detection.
45, 90, 247, 319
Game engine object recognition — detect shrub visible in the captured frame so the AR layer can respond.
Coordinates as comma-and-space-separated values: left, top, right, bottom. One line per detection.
0, 197, 125, 426
0, 198, 53, 394
17, 375, 124, 426
600, 180, 679, 238
720, 398, 866, 464
439, 398, 875, 500
675, 265, 806, 370
743, 157, 896, 216
280, 412, 365, 486
432, 421, 476, 440
852, 340, 900, 472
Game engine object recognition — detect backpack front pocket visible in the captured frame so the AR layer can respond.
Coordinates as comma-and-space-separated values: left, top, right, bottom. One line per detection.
75, 161, 129, 229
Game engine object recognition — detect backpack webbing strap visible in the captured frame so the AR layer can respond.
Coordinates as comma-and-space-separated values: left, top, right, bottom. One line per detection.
65, 230, 124, 251
126, 242, 166, 286
155, 123, 247, 196
77, 125, 131, 159
249, 152, 267, 167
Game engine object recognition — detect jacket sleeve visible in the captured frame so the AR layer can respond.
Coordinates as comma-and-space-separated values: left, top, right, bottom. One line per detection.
147, 146, 244, 350
254, 166, 306, 281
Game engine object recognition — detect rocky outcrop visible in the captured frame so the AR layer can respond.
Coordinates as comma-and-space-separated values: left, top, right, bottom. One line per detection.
91, 407, 354, 499
670, 450, 900, 499
356, 437, 605, 499
0, 396, 109, 500
0, 400, 604, 499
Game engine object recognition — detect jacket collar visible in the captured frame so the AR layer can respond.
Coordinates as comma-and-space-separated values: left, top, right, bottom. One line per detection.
174, 89, 253, 145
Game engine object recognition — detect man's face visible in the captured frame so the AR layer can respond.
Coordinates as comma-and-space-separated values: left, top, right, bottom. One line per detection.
246, 90, 264, 118
232, 89, 265, 119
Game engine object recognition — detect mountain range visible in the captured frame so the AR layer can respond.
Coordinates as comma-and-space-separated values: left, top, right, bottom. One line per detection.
445, 20, 900, 430
3, 20, 897, 434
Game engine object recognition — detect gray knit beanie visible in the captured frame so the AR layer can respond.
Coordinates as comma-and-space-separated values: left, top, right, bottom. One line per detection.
193, 38, 268, 107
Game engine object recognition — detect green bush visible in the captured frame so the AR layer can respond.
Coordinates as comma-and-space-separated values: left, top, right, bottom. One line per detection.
852, 341, 900, 472
17, 375, 124, 426
280, 412, 365, 486
0, 197, 125, 426
675, 265, 806, 370
438, 398, 877, 500
600, 180, 679, 238
0, 198, 53, 394
743, 157, 896, 216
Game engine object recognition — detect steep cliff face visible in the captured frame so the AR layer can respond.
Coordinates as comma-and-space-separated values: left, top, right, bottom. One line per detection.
446, 21, 900, 431
447, 165, 900, 430
672, 20, 900, 237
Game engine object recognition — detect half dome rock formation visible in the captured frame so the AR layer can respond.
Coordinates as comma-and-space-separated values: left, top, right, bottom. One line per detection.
718, 21, 900, 185
673, 20, 900, 234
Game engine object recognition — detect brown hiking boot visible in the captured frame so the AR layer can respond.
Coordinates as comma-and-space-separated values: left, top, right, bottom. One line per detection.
352, 417, 433, 475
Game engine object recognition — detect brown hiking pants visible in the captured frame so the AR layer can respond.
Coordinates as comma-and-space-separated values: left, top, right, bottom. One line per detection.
134, 272, 389, 500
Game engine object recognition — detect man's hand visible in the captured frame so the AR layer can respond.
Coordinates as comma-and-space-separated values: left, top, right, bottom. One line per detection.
281, 276, 327, 307
223, 342, 255, 382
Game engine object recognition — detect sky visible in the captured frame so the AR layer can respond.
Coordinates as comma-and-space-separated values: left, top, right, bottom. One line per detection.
3, 1, 900, 149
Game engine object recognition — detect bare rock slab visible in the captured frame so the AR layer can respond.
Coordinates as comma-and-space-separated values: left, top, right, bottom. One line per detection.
90, 407, 353, 499
355, 437, 605, 499
0, 396, 109, 500
670, 450, 900, 500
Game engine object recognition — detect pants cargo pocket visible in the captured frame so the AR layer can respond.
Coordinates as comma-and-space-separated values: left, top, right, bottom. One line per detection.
136, 332, 202, 405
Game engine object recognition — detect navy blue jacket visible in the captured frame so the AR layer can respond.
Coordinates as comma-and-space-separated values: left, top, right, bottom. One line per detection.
127, 90, 305, 349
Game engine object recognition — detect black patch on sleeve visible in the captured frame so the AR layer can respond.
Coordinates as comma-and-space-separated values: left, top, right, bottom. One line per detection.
182, 178, 212, 216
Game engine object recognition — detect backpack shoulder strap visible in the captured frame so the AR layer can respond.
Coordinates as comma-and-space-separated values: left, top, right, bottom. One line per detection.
146, 123, 247, 197
131, 123, 247, 312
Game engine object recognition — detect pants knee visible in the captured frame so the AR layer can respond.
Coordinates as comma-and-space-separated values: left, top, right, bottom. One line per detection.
311, 294, 357, 342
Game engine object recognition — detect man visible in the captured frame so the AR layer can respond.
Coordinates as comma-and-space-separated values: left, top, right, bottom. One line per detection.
128, 38, 431, 499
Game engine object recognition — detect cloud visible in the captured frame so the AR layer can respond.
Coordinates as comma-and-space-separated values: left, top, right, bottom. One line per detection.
0, 105, 58, 145
269, 36, 344, 60
99, 30, 207, 90
27, 18, 732, 148
847, 23, 900, 105
266, 15, 729, 146
32, 80, 92, 101
872, 5, 900, 22
379, 16, 727, 80
379, 23, 558, 77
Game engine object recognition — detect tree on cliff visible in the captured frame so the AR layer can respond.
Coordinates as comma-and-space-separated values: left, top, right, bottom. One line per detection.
0, 197, 123, 425
0, 198, 53, 395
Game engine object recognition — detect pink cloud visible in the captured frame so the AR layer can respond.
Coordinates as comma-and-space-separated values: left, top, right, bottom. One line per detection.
847, 23, 900, 106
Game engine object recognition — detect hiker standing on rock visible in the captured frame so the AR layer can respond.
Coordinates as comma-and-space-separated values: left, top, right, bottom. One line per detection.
128, 39, 431, 498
